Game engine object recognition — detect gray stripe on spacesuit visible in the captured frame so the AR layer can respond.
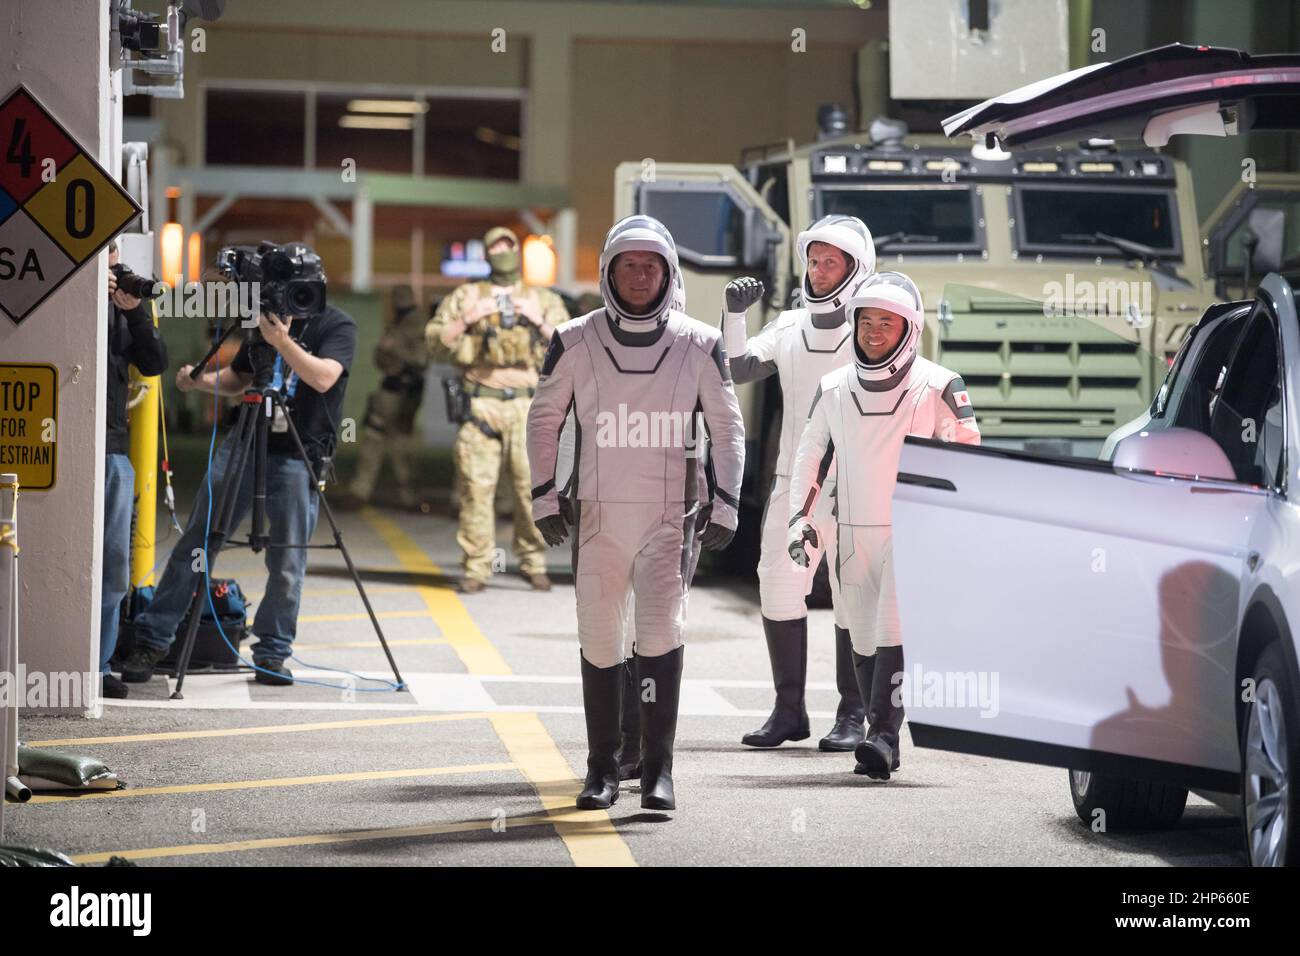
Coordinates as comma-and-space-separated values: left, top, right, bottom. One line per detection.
791, 438, 835, 523
807, 384, 823, 419
849, 387, 910, 416
540, 334, 566, 376
605, 312, 669, 347
800, 328, 852, 354
941, 376, 977, 419
856, 355, 915, 392
601, 343, 673, 374
729, 353, 776, 385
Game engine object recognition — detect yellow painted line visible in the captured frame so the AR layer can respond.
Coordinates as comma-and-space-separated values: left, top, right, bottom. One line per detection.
25, 711, 492, 748
70, 813, 565, 864
360, 507, 511, 676
298, 609, 431, 624
29, 761, 515, 804
361, 508, 636, 867
292, 637, 450, 651
244, 585, 411, 600
491, 712, 636, 867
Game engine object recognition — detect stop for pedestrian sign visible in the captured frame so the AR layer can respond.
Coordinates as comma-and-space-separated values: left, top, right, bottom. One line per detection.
0, 364, 57, 491
0, 85, 142, 325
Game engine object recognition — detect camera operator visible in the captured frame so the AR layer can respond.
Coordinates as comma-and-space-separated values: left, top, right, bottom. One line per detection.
118, 267, 357, 687
100, 240, 168, 700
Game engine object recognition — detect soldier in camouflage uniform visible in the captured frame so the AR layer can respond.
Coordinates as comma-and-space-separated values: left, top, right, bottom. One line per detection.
339, 285, 429, 511
426, 226, 569, 594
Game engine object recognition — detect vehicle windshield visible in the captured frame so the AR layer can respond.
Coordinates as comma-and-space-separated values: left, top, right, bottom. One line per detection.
1015, 186, 1178, 257
817, 185, 980, 252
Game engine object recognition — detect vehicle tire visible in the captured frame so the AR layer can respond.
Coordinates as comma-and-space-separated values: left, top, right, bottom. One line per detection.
1069, 769, 1188, 830
1240, 642, 1299, 867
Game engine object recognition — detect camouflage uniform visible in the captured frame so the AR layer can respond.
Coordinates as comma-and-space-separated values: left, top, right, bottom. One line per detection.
349, 288, 429, 508
427, 260, 569, 586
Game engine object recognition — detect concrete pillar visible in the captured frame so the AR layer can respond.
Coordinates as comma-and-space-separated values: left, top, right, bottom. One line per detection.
524, 27, 570, 189
552, 208, 577, 288
351, 186, 372, 292
0, 0, 111, 715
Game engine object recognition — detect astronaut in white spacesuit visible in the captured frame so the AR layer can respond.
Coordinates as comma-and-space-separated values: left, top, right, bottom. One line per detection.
527, 215, 745, 811
723, 215, 875, 752
788, 274, 979, 779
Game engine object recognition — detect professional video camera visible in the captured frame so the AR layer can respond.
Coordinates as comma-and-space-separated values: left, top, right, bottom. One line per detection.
216, 241, 327, 321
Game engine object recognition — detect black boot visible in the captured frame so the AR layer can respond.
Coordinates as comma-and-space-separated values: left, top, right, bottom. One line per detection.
850, 649, 876, 775
854, 645, 905, 780
637, 646, 684, 811
576, 654, 622, 810
819, 626, 866, 751
742, 617, 810, 747
617, 658, 642, 781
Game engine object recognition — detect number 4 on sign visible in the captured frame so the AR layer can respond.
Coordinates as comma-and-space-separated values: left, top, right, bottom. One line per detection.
7, 117, 33, 178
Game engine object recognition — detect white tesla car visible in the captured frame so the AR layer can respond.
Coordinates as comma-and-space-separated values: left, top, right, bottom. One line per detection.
894, 44, 1300, 866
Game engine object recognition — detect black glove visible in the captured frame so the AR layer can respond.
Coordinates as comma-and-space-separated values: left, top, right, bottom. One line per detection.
535, 495, 574, 547
700, 522, 735, 551
724, 277, 765, 313
694, 501, 735, 551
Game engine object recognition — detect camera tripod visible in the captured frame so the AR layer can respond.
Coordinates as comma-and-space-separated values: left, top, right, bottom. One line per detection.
168, 330, 406, 699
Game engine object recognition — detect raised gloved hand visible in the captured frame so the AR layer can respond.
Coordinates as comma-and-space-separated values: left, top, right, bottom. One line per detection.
535, 496, 575, 547
787, 520, 819, 568
695, 501, 736, 551
724, 277, 765, 313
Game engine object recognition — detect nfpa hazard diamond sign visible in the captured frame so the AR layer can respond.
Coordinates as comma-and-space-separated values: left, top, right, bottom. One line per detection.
0, 86, 142, 325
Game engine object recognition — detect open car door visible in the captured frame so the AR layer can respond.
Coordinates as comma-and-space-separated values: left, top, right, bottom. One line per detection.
893, 440, 1267, 793
943, 44, 1300, 150
891, 282, 1295, 794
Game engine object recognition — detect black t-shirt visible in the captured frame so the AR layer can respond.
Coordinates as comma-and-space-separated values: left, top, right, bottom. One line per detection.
231, 305, 357, 462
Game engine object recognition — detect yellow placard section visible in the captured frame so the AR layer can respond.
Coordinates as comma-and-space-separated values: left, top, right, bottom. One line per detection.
0, 363, 56, 490
22, 153, 140, 264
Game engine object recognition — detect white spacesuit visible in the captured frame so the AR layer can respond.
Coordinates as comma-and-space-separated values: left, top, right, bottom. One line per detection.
788, 274, 979, 779
723, 214, 875, 752
527, 215, 745, 811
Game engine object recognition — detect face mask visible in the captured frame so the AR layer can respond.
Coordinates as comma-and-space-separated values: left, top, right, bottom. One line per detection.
489, 249, 520, 282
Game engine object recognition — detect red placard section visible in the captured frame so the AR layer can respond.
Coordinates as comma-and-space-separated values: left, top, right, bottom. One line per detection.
0, 88, 80, 204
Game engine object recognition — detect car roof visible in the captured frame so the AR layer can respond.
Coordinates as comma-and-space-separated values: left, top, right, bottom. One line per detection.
944, 43, 1300, 150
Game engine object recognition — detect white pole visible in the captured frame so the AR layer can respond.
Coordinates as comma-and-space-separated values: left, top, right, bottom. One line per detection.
0, 474, 21, 833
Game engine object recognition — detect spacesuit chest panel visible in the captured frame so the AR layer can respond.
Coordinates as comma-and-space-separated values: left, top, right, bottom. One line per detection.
829, 372, 926, 527
571, 315, 701, 504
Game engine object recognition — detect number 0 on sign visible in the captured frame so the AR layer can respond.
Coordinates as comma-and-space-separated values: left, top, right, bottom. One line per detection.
0, 86, 143, 325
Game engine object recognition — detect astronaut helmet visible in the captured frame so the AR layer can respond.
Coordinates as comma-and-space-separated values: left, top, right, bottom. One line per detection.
670, 270, 686, 312
795, 214, 876, 315
599, 214, 681, 329
846, 271, 924, 381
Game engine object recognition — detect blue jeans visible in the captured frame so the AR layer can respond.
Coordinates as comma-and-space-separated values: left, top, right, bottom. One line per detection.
100, 454, 135, 675
131, 433, 320, 664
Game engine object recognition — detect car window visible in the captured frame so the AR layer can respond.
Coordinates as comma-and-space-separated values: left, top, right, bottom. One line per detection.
1166, 305, 1253, 435
1207, 305, 1285, 487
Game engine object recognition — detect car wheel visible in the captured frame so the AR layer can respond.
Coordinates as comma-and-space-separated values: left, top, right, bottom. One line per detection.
1241, 642, 1298, 866
1069, 769, 1188, 829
